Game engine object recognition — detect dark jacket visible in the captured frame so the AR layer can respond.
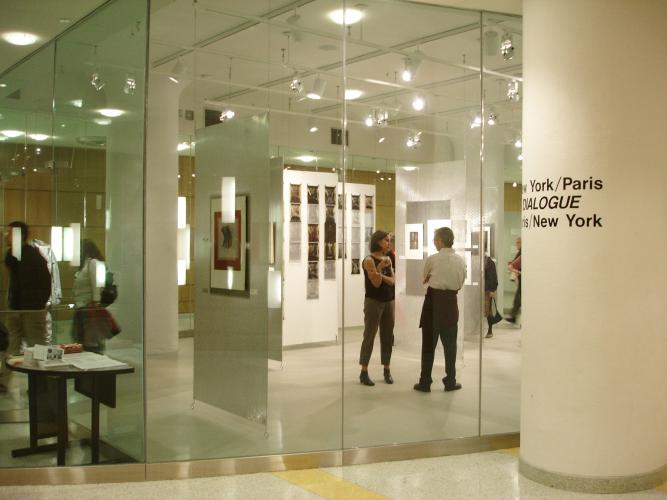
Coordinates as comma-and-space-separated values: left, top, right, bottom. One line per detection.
5, 245, 51, 310
484, 256, 498, 292
420, 287, 459, 331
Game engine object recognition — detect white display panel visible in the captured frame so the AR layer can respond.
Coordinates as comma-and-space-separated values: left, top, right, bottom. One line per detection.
426, 218, 451, 256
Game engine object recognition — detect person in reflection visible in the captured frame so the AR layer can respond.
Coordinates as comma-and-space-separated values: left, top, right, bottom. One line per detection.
72, 240, 107, 353
359, 231, 395, 386
484, 245, 499, 338
506, 237, 521, 324
414, 227, 466, 393
0, 221, 51, 393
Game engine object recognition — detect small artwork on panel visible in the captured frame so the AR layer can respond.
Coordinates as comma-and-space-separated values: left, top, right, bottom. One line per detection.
410, 231, 419, 250
307, 279, 319, 300
214, 211, 242, 271
289, 242, 301, 261
307, 224, 319, 243
307, 185, 319, 204
337, 194, 343, 210
211, 196, 247, 293
351, 194, 360, 211
324, 260, 335, 280
352, 211, 360, 226
308, 242, 319, 261
325, 186, 336, 206
365, 227, 373, 243
351, 258, 360, 275
308, 204, 319, 224
308, 261, 319, 280
290, 184, 301, 204
290, 203, 301, 222
325, 206, 335, 219
324, 213, 336, 243
365, 195, 373, 210
325, 242, 336, 261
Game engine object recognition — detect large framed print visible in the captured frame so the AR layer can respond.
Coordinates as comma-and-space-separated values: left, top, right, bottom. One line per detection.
405, 223, 424, 259
211, 196, 248, 293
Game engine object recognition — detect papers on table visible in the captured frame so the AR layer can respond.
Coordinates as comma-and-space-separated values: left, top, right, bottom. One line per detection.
62, 352, 129, 370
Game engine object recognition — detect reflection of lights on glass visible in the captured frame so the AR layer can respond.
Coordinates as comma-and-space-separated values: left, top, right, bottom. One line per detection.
328, 8, 363, 25
378, 136, 385, 143
295, 155, 317, 163
2, 31, 39, 46
90, 72, 105, 91
470, 116, 482, 128
500, 33, 514, 60
123, 75, 137, 95
514, 138, 522, 148
412, 96, 425, 111
512, 181, 518, 188
219, 108, 235, 122
98, 108, 124, 117
221, 177, 236, 223
406, 131, 422, 149
345, 89, 362, 100
365, 115, 374, 127
487, 113, 497, 126
518, 154, 524, 161
1, 130, 24, 138
289, 78, 303, 94
507, 80, 520, 101
28, 133, 49, 141
51, 226, 63, 261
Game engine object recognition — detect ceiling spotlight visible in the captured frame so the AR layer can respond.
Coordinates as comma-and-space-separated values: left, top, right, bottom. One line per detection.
512, 181, 518, 188
470, 115, 482, 129
500, 32, 514, 61
487, 112, 498, 126
28, 133, 49, 141
286, 13, 304, 42
70, 99, 83, 108
94, 118, 111, 126
2, 32, 39, 46
219, 108, 235, 122
345, 89, 363, 100
307, 117, 318, 132
378, 136, 385, 144
90, 71, 105, 91
1, 130, 24, 138
401, 53, 422, 82
376, 170, 380, 174
518, 154, 523, 161
364, 115, 374, 127
295, 155, 317, 163
123, 75, 137, 95
306, 77, 326, 100
402, 166, 417, 171
514, 138, 522, 148
169, 59, 186, 84
406, 131, 422, 149
412, 96, 425, 111
375, 109, 389, 127
328, 8, 364, 25
177, 142, 191, 151
507, 80, 520, 102
289, 77, 303, 94
0, 83, 7, 88
98, 108, 124, 118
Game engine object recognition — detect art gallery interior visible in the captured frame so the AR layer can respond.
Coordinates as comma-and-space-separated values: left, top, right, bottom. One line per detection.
0, 0, 523, 472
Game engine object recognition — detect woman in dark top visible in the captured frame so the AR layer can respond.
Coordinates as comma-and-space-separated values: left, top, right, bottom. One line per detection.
359, 230, 395, 386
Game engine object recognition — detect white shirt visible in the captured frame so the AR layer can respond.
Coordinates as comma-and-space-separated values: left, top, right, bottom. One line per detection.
423, 248, 466, 291
73, 258, 103, 308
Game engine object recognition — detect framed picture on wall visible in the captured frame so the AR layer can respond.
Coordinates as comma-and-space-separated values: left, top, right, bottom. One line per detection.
405, 223, 424, 260
210, 196, 248, 293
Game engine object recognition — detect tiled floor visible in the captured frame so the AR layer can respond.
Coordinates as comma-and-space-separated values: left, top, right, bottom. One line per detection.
3, 449, 666, 499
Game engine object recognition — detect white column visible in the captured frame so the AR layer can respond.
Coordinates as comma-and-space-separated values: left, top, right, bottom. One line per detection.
145, 75, 182, 354
521, 0, 667, 493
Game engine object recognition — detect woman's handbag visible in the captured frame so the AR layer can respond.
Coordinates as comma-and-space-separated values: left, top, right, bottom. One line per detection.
489, 297, 503, 325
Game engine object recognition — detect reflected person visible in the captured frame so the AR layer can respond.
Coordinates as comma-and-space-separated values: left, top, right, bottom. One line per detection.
414, 227, 466, 393
359, 231, 395, 386
0, 221, 51, 393
506, 237, 521, 324
72, 240, 107, 353
484, 246, 498, 338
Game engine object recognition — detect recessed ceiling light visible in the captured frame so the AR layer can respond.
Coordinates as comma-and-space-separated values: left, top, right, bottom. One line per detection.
378, 136, 385, 143
93, 118, 111, 126
345, 89, 362, 100
98, 108, 124, 118
401, 166, 417, 171
514, 139, 522, 148
412, 96, 425, 111
1, 130, 24, 138
295, 155, 317, 163
328, 8, 364, 25
70, 99, 83, 108
0, 83, 6, 88
28, 133, 49, 141
2, 32, 39, 46
177, 142, 191, 151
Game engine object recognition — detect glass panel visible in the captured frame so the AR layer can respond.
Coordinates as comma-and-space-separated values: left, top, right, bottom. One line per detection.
145, 0, 345, 462
342, 2, 483, 448
480, 11, 522, 436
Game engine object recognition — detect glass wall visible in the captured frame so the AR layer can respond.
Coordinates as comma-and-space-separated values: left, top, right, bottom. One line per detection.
0, 0, 521, 474
0, 0, 147, 467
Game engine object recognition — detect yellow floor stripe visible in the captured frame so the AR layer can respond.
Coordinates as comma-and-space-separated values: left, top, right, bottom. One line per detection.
274, 469, 387, 500
496, 447, 520, 457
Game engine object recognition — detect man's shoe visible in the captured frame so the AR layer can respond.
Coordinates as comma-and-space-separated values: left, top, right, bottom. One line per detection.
444, 383, 462, 392
413, 383, 431, 392
485, 331, 493, 338
383, 369, 394, 384
505, 316, 516, 324
360, 371, 375, 386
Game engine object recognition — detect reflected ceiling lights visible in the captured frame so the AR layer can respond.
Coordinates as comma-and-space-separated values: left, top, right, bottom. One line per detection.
500, 32, 514, 61
328, 8, 364, 25
406, 131, 422, 149
1, 130, 24, 138
507, 80, 520, 101
94, 118, 111, 126
2, 32, 39, 46
307, 118, 318, 133
402, 166, 417, 171
487, 112, 497, 126
306, 77, 326, 100
28, 133, 49, 141
345, 89, 363, 100
295, 155, 317, 163
470, 115, 482, 129
90, 71, 105, 91
518, 154, 523, 161
411, 95, 425, 111
289, 77, 303, 94
169, 59, 186, 84
0, 83, 7, 87
401, 52, 422, 82
378, 136, 385, 143
123, 75, 137, 95
98, 108, 124, 118
365, 109, 389, 128
70, 99, 83, 108
514, 138, 522, 148
219, 108, 235, 122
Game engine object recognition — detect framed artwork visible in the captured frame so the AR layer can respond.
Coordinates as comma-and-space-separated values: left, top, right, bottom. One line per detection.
426, 219, 452, 256
405, 223, 424, 259
211, 196, 248, 293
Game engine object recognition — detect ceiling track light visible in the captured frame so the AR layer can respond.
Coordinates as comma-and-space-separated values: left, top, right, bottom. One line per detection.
401, 52, 422, 82
307, 117, 318, 133
289, 76, 303, 94
365, 109, 389, 128
411, 95, 425, 111
90, 71, 105, 91
500, 32, 514, 61
507, 80, 520, 102
487, 111, 498, 126
123, 74, 137, 95
219, 107, 235, 122
306, 77, 326, 100
470, 115, 482, 129
514, 138, 522, 149
406, 131, 422, 149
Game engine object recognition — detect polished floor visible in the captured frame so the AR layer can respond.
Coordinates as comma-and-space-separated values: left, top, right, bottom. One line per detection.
3, 449, 667, 499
